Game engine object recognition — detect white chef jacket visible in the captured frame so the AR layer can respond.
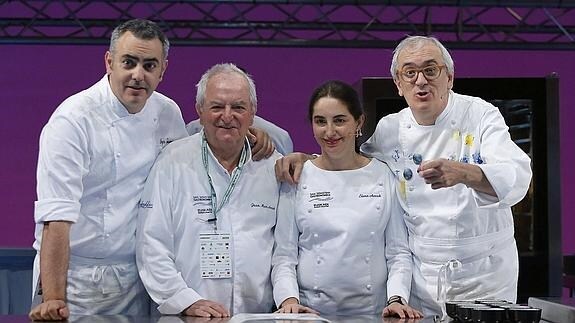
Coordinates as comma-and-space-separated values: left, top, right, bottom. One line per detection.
186, 115, 294, 155
137, 133, 281, 315
33, 75, 187, 311
272, 159, 412, 315
361, 91, 532, 316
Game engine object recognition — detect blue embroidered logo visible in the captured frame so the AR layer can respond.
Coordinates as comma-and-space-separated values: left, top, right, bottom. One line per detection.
391, 149, 400, 162
473, 152, 484, 164
138, 200, 153, 209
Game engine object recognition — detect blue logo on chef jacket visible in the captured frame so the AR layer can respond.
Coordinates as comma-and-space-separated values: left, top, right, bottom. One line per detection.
472, 152, 484, 164
138, 200, 153, 209
309, 191, 332, 208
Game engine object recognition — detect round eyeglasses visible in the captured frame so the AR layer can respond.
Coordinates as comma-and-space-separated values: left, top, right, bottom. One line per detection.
398, 65, 446, 83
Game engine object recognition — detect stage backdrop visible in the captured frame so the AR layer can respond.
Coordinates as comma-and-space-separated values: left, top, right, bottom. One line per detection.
1, 45, 573, 255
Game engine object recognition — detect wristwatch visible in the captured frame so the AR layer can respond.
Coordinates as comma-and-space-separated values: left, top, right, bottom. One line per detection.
387, 295, 405, 306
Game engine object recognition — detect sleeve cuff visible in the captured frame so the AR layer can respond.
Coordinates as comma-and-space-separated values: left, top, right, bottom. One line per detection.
157, 288, 203, 315
272, 279, 300, 307
34, 198, 81, 223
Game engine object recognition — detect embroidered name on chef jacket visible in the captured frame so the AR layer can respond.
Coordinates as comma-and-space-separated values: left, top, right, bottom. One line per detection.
199, 233, 232, 279
309, 191, 332, 209
358, 193, 382, 198
250, 202, 276, 210
159, 137, 176, 148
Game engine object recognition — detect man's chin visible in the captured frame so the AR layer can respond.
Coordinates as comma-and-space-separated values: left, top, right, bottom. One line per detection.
120, 97, 147, 112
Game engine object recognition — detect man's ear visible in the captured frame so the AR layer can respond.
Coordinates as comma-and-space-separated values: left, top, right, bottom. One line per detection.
105, 51, 113, 74
394, 78, 404, 97
160, 59, 168, 81
195, 106, 203, 126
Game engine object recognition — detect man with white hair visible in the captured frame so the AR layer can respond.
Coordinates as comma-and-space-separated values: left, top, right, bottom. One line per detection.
137, 63, 281, 317
276, 36, 532, 318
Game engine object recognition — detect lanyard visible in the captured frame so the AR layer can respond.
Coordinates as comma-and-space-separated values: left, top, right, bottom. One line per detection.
201, 132, 248, 230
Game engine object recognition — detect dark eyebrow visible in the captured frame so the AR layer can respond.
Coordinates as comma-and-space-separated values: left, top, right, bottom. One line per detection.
313, 114, 348, 119
121, 54, 159, 64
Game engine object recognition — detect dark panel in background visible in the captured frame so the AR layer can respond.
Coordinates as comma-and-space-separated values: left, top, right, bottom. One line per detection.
355, 76, 561, 302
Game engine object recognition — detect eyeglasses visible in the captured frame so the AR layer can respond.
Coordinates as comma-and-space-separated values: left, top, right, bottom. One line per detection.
398, 65, 446, 83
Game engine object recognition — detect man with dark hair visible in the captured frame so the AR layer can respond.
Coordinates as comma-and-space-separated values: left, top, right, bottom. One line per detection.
29, 19, 188, 320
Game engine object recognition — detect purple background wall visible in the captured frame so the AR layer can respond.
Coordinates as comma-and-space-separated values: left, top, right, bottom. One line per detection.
1, 45, 573, 255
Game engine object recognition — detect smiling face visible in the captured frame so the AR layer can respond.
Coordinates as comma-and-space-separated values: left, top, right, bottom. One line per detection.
105, 31, 167, 114
394, 42, 453, 125
312, 96, 363, 160
197, 72, 255, 155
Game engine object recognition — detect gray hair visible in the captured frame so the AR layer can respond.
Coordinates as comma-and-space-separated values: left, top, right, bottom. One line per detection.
110, 19, 170, 59
390, 36, 454, 81
195, 63, 258, 113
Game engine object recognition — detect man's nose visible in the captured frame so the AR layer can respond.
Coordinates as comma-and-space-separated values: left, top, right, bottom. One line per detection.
221, 106, 233, 121
132, 65, 144, 82
414, 71, 428, 86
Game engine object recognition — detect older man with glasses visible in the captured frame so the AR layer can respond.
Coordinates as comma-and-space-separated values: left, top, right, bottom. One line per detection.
362, 35, 532, 318
276, 35, 532, 319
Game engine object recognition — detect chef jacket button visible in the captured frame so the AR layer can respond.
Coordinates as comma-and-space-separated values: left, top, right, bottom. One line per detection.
378, 182, 383, 186
316, 258, 321, 264
408, 186, 415, 191
370, 231, 375, 236
451, 120, 456, 125
366, 284, 372, 290
313, 286, 318, 290
376, 205, 381, 210
365, 257, 370, 263
313, 233, 319, 238
406, 124, 411, 129
302, 185, 307, 190
116, 152, 121, 158
308, 209, 312, 214
403, 168, 413, 180
315, 292, 321, 298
